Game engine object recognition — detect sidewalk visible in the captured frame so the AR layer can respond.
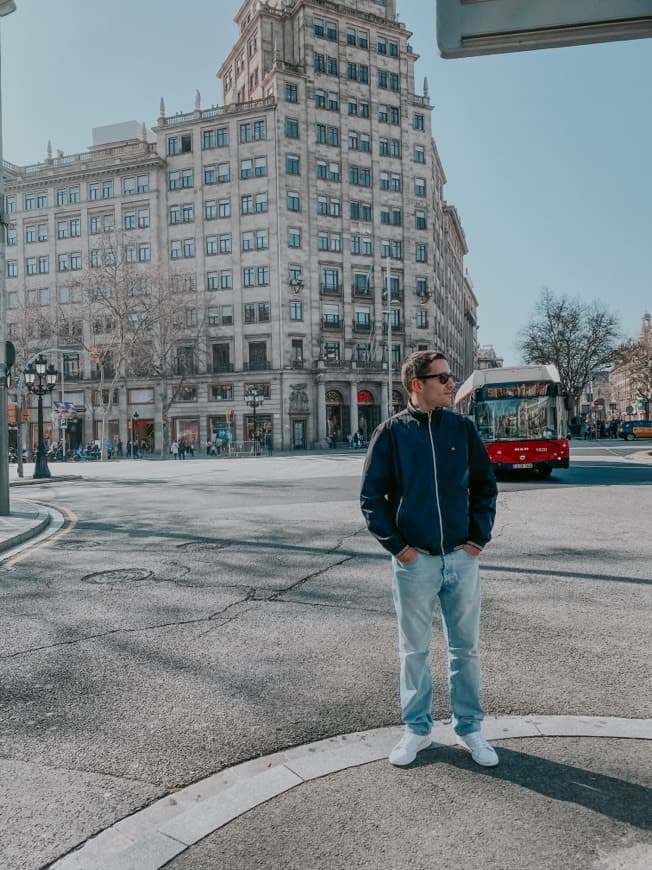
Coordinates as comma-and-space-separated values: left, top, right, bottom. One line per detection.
0, 500, 51, 555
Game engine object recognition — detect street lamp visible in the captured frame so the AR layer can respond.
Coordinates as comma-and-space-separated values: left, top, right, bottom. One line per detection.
131, 411, 140, 458
0, 1, 18, 514
245, 388, 264, 454
383, 255, 402, 419
24, 354, 58, 479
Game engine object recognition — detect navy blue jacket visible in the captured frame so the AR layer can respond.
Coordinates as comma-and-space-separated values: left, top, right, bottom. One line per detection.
360, 405, 497, 557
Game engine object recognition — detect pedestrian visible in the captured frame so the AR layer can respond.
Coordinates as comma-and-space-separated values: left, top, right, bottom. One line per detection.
171, 440, 179, 460
178, 438, 186, 460
265, 429, 273, 456
360, 350, 499, 769
116, 438, 123, 458
206, 438, 212, 456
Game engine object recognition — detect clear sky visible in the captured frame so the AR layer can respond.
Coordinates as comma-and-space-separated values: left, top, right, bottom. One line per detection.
2, 0, 650, 364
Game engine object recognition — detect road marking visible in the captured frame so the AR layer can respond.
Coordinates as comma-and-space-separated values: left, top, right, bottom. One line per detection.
50, 715, 652, 870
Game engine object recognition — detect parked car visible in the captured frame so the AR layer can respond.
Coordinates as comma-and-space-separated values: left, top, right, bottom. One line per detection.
619, 420, 652, 441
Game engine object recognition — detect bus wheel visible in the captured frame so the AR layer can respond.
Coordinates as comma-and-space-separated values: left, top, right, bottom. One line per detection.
537, 465, 552, 478
625, 433, 635, 441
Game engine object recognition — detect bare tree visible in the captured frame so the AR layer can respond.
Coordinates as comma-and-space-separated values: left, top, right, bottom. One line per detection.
62, 234, 157, 459
613, 332, 652, 420
517, 288, 620, 418
129, 270, 206, 457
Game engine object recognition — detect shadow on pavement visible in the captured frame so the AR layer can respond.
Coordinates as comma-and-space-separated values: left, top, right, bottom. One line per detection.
416, 745, 652, 831
483, 562, 651, 587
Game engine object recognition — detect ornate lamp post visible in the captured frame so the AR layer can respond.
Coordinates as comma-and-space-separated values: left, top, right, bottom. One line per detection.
24, 354, 58, 479
245, 388, 264, 454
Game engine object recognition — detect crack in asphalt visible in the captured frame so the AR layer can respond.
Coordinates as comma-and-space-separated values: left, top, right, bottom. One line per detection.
0, 545, 367, 658
0, 752, 161, 789
0, 593, 256, 660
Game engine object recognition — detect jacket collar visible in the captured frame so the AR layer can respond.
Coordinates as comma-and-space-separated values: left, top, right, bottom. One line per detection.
407, 401, 444, 421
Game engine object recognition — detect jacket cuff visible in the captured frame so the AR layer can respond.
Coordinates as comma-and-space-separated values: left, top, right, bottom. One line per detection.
465, 541, 484, 552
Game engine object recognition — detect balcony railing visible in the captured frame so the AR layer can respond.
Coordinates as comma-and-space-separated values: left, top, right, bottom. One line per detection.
382, 321, 403, 333
289, 358, 305, 369
352, 319, 372, 332
321, 316, 343, 330
243, 360, 271, 371
320, 283, 342, 297
352, 285, 371, 297
210, 362, 235, 373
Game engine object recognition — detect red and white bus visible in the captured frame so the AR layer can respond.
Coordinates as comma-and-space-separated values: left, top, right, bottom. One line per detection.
454, 364, 570, 477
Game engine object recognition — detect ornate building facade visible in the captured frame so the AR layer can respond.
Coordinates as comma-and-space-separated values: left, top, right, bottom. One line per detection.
4, 0, 479, 451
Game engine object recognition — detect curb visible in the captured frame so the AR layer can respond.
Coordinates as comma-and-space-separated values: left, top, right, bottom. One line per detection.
0, 506, 50, 554
10, 475, 83, 487
49, 715, 652, 870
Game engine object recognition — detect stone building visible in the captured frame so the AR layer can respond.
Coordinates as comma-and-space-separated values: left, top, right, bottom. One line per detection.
4, 0, 478, 452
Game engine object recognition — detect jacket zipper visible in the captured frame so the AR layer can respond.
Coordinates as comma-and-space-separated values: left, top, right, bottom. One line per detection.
427, 410, 445, 552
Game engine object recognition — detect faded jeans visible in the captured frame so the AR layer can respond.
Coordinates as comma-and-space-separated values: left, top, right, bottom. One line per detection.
391, 549, 484, 737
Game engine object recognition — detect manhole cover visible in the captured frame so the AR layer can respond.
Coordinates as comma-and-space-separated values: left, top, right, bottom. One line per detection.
176, 541, 229, 552
57, 539, 101, 551
82, 569, 153, 585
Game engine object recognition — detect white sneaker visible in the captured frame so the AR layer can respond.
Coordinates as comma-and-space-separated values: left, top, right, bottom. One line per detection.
457, 731, 499, 767
389, 730, 433, 766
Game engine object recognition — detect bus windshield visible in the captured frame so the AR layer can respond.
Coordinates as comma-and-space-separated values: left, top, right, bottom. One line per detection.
474, 395, 558, 441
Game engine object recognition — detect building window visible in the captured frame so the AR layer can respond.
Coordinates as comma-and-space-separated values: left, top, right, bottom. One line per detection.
416, 310, 428, 329
288, 228, 301, 248
416, 243, 427, 262
255, 193, 268, 213
415, 210, 427, 230
183, 239, 195, 258
218, 198, 230, 218
7, 260, 17, 277
414, 145, 426, 163
287, 191, 300, 211
241, 195, 253, 215
286, 154, 300, 174
286, 118, 299, 139
415, 177, 426, 197
414, 113, 425, 130
285, 82, 298, 102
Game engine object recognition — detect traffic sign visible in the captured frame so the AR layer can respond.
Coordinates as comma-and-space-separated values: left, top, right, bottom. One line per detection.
60, 418, 68, 429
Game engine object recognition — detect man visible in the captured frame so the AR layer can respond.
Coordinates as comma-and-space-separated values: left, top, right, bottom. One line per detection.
360, 351, 498, 767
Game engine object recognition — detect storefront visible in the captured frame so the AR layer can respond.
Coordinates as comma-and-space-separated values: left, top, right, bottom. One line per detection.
172, 417, 200, 451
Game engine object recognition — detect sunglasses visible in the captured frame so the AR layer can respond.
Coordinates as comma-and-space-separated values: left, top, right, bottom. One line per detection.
419, 371, 455, 384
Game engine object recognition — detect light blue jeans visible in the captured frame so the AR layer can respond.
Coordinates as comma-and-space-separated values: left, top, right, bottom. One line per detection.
391, 549, 484, 737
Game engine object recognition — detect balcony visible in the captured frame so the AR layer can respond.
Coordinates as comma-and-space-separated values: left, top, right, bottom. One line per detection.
211, 362, 235, 373
243, 360, 271, 371
289, 358, 305, 369
321, 316, 343, 331
352, 284, 371, 298
352, 319, 372, 333
320, 283, 342, 297
382, 321, 403, 333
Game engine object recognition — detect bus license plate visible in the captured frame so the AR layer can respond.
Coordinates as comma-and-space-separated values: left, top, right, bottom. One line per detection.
513, 463, 533, 469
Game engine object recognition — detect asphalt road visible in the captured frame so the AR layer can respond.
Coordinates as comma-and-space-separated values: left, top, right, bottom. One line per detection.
1, 442, 651, 869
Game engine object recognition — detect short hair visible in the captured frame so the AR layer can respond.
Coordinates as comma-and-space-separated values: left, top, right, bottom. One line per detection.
401, 350, 447, 393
